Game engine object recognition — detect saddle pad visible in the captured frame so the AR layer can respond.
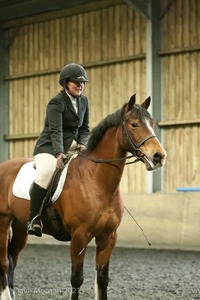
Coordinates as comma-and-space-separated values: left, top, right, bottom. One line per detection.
12, 159, 71, 202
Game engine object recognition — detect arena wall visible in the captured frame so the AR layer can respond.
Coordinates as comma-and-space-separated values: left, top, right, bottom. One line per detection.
4, 0, 200, 194
161, 0, 200, 192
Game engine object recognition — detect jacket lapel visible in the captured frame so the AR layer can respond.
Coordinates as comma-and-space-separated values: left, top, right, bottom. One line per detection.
77, 97, 81, 117
63, 92, 79, 117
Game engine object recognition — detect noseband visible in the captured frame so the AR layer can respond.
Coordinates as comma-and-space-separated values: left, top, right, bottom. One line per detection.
78, 120, 156, 165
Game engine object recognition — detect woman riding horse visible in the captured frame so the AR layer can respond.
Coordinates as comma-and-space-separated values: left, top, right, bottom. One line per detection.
27, 63, 90, 237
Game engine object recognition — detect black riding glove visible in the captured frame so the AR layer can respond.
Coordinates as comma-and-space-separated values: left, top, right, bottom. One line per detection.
56, 153, 67, 169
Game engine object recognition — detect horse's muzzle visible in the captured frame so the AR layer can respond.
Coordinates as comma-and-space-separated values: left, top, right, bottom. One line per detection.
142, 151, 167, 171
153, 152, 165, 164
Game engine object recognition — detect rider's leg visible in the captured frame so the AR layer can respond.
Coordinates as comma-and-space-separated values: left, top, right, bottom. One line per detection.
27, 153, 57, 237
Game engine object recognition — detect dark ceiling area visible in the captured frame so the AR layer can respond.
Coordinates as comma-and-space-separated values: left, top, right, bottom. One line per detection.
0, 0, 97, 22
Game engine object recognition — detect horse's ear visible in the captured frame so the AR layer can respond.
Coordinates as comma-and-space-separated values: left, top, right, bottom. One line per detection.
125, 94, 136, 113
129, 94, 136, 108
141, 96, 151, 110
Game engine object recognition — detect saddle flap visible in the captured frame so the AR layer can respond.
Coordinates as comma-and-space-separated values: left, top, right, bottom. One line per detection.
12, 157, 74, 202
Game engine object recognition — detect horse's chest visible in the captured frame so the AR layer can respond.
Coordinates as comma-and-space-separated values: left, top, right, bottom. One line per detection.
95, 210, 121, 233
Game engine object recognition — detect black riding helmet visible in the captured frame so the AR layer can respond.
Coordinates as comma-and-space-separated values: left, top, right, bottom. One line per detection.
59, 63, 89, 86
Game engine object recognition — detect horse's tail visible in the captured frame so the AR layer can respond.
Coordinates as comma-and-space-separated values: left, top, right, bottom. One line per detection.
8, 218, 28, 263
7, 219, 16, 296
7, 218, 28, 291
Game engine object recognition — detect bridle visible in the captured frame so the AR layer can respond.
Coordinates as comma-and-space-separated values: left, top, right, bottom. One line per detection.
122, 121, 156, 164
78, 120, 156, 165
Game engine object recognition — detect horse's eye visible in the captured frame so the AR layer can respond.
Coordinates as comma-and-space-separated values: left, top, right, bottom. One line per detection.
131, 123, 138, 128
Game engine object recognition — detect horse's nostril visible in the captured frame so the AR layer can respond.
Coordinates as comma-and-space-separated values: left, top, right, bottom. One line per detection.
153, 152, 163, 163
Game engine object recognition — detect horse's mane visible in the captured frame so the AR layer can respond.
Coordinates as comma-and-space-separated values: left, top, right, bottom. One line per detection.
86, 102, 155, 151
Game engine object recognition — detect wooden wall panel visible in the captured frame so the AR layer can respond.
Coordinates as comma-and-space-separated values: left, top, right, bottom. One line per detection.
8, 0, 200, 193
7, 3, 147, 193
161, 0, 200, 191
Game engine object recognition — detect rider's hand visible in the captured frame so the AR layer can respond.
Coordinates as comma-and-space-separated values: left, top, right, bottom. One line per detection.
56, 153, 67, 169
76, 144, 86, 152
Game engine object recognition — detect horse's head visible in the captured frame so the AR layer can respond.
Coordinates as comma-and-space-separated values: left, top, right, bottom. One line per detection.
122, 94, 167, 171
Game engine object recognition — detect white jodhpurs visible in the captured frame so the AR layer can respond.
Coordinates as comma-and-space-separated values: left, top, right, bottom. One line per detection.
34, 141, 77, 189
34, 153, 57, 189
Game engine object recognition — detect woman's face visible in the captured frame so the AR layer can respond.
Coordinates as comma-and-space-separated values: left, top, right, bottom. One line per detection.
67, 80, 85, 97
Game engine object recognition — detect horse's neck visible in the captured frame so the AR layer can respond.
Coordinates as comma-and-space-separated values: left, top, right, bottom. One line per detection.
95, 127, 126, 160
89, 128, 126, 192
97, 127, 125, 154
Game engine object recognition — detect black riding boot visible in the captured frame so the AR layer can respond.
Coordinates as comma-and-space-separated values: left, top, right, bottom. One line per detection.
27, 182, 47, 237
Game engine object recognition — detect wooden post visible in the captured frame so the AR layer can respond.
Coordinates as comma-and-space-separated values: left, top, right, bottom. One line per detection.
0, 28, 9, 162
125, 0, 163, 193
146, 0, 163, 192
125, 0, 163, 192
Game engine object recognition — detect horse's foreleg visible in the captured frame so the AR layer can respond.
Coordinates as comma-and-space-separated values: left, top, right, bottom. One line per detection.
70, 229, 90, 300
95, 231, 117, 300
0, 215, 13, 300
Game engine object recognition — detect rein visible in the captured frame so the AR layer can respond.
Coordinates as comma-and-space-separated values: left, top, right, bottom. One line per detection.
78, 121, 156, 165
78, 152, 137, 165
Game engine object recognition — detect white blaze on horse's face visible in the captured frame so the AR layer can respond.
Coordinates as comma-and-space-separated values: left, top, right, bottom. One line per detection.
124, 94, 167, 171
140, 118, 167, 171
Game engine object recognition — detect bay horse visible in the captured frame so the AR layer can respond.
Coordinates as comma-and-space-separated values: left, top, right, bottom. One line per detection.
0, 94, 166, 300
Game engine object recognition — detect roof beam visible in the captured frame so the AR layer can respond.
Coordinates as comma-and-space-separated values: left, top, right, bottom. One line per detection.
0, 0, 93, 21
123, 0, 150, 19
1, 0, 123, 27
